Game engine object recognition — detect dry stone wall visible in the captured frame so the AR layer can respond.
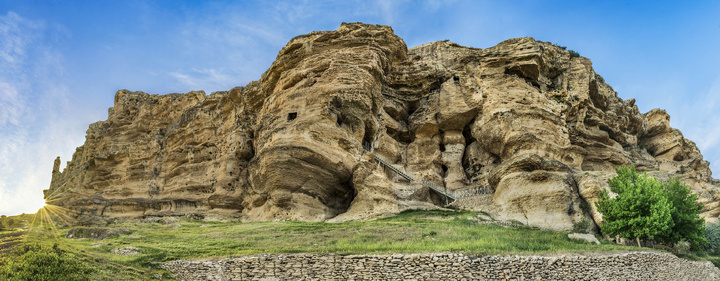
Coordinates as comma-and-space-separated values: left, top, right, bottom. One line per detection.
163, 251, 720, 281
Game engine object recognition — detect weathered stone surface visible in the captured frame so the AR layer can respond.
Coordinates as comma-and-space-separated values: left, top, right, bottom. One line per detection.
568, 233, 601, 245
327, 154, 398, 222
163, 252, 720, 281
45, 22, 720, 229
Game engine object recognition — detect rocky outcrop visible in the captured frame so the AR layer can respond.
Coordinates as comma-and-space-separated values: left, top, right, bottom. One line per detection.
44, 23, 720, 230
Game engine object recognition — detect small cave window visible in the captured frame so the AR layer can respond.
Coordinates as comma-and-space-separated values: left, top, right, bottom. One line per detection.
287, 112, 297, 121
407, 107, 416, 116
336, 116, 343, 127
441, 165, 449, 177
453, 76, 460, 85
439, 143, 446, 152
406, 100, 420, 117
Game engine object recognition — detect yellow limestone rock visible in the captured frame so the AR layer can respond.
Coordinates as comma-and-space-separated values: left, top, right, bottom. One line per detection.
45, 23, 720, 230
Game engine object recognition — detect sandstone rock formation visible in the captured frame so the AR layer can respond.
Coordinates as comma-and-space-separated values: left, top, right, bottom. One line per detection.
44, 23, 720, 231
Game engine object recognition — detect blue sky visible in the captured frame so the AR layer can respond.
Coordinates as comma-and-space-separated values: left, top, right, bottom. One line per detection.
1, 0, 719, 216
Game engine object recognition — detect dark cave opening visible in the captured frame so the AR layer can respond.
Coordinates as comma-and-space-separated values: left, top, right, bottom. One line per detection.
504, 67, 540, 89
287, 112, 297, 121
407, 101, 419, 117
362, 123, 374, 151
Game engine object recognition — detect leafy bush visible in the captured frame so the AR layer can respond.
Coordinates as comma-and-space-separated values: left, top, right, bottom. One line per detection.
572, 218, 592, 234
0, 243, 92, 281
673, 240, 691, 255
3, 218, 15, 229
596, 165, 706, 247
704, 222, 720, 253
569, 50, 580, 58
658, 178, 706, 247
579, 200, 592, 215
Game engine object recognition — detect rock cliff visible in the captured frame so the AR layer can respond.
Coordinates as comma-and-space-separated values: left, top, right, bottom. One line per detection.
44, 23, 720, 230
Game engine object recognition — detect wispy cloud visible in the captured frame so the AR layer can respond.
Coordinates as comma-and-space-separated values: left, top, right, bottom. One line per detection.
168, 5, 299, 91
0, 11, 77, 216
678, 75, 720, 174
421, 0, 458, 11
375, 0, 397, 24
0, 82, 24, 128
0, 12, 41, 67
169, 68, 232, 90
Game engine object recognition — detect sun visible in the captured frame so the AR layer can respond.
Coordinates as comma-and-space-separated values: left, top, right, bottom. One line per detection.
28, 190, 78, 233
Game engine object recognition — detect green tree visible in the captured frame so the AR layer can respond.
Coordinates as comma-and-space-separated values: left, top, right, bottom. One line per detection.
596, 165, 707, 248
596, 165, 674, 247
658, 178, 706, 247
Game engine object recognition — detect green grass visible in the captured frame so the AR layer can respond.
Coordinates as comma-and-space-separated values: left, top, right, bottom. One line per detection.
0, 209, 671, 280
79, 210, 630, 258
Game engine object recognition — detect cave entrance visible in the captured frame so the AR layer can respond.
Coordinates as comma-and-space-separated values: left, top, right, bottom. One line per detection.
287, 112, 297, 121
362, 121, 375, 151
406, 99, 421, 117
504, 66, 540, 89
362, 123, 374, 152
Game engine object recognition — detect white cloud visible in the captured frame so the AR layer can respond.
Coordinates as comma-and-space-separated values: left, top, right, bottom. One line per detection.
671, 75, 720, 175
168, 7, 298, 91
169, 68, 234, 91
0, 12, 40, 66
372, 0, 403, 25
169, 71, 194, 87
694, 77, 720, 173
422, 0, 458, 11
0, 82, 24, 128
0, 11, 78, 216
272, 0, 318, 24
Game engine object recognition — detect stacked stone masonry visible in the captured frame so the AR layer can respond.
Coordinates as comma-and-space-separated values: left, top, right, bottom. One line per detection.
163, 251, 720, 281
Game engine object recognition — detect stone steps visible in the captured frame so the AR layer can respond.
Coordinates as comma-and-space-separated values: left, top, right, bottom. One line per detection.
373, 154, 454, 200
370, 151, 492, 205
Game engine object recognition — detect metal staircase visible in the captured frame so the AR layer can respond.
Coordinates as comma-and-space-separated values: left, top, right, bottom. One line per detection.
365, 143, 491, 205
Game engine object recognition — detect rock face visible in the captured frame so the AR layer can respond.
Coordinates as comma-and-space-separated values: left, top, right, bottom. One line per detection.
44, 23, 720, 230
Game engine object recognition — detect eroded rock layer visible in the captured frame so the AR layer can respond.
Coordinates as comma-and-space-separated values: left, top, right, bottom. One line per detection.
45, 23, 720, 230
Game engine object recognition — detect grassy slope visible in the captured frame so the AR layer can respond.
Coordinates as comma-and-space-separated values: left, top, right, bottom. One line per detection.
1, 209, 653, 280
